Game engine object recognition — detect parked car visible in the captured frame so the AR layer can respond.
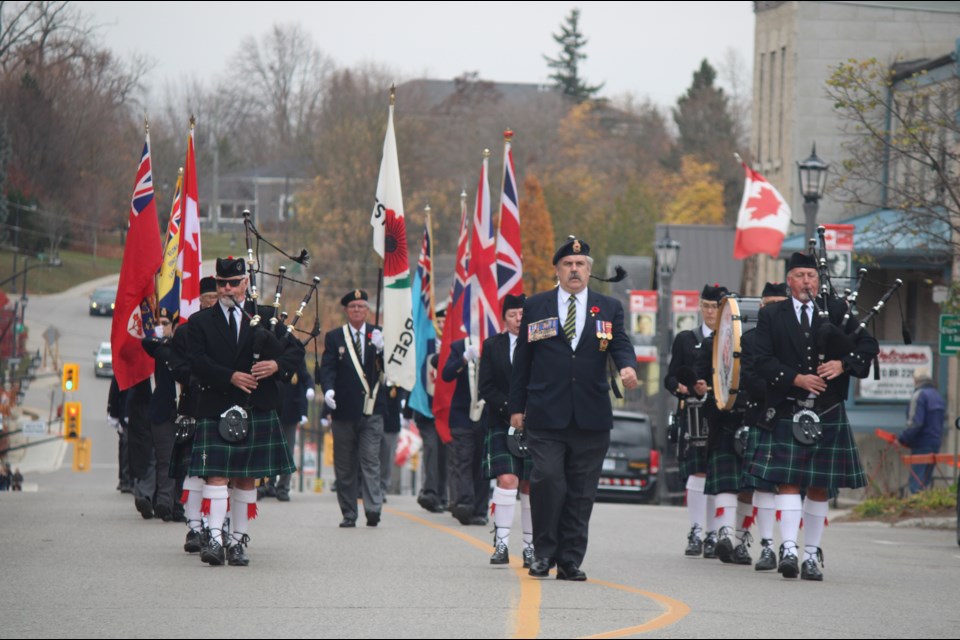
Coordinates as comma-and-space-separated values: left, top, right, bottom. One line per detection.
94, 342, 113, 378
89, 287, 117, 317
596, 410, 659, 503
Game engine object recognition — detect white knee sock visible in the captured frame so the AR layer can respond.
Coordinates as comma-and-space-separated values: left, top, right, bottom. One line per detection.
714, 493, 738, 536
492, 487, 518, 547
775, 493, 803, 555
685, 475, 706, 532
705, 493, 718, 536
520, 492, 533, 549
735, 499, 754, 544
183, 476, 204, 533
753, 491, 776, 545
230, 488, 257, 546
802, 498, 829, 562
202, 484, 229, 545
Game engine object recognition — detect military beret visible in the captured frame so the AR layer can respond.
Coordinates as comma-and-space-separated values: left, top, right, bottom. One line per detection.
785, 252, 818, 273
341, 289, 369, 307
158, 306, 178, 322
199, 276, 217, 295
700, 283, 729, 302
215, 257, 246, 278
501, 293, 526, 318
761, 282, 788, 298
552, 236, 590, 265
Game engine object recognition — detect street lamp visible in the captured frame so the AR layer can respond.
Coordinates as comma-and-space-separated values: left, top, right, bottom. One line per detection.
655, 230, 680, 501
797, 143, 829, 245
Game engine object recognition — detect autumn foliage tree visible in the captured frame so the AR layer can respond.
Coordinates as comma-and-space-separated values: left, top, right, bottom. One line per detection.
519, 173, 557, 293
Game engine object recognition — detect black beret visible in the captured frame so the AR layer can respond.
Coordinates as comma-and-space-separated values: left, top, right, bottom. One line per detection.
700, 284, 729, 302
761, 282, 788, 298
199, 276, 217, 295
215, 257, 245, 278
158, 306, 178, 322
785, 252, 818, 273
340, 289, 369, 307
501, 293, 526, 318
552, 236, 590, 265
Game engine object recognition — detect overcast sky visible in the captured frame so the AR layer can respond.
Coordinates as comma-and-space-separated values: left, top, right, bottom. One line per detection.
75, 1, 755, 107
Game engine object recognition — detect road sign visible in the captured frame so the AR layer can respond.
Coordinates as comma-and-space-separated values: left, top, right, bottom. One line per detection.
940, 314, 960, 356
21, 420, 47, 438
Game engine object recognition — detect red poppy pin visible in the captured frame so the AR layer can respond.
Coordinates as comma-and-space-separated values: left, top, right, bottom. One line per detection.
590, 306, 600, 317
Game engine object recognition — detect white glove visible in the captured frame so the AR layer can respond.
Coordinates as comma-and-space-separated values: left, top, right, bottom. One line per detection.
107, 417, 123, 434
370, 328, 385, 351
464, 344, 480, 363
305, 387, 316, 402
324, 389, 337, 410
321, 418, 330, 429
300, 415, 309, 425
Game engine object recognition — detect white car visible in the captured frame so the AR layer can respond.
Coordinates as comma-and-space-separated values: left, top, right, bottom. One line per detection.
94, 342, 113, 378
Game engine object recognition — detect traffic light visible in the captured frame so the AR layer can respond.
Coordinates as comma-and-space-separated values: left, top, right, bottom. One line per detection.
62, 363, 79, 392
64, 401, 82, 440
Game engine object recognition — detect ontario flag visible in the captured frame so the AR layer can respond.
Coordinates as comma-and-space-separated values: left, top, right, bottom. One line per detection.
408, 217, 436, 419
496, 131, 522, 305
156, 169, 183, 322
370, 94, 416, 390
178, 119, 202, 321
465, 151, 501, 348
433, 190, 471, 444
111, 127, 163, 390
733, 162, 792, 259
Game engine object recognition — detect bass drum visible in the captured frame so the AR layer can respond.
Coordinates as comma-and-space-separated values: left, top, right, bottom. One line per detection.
712, 296, 743, 411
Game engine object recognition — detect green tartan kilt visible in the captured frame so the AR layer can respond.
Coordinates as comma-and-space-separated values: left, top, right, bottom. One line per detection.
168, 438, 193, 480
482, 423, 533, 480
187, 410, 296, 479
745, 404, 865, 490
679, 441, 708, 479
739, 426, 777, 492
705, 434, 743, 495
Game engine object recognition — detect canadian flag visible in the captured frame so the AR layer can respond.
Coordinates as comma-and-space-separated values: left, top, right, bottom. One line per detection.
733, 164, 792, 259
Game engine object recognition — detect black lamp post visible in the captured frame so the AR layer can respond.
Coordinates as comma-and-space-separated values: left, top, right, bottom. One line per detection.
655, 230, 680, 498
797, 143, 830, 245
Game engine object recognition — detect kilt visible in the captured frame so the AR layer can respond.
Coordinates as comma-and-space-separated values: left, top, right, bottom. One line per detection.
739, 426, 777, 492
679, 440, 708, 479
745, 403, 865, 490
482, 424, 533, 480
704, 443, 742, 495
168, 439, 193, 480
187, 410, 296, 478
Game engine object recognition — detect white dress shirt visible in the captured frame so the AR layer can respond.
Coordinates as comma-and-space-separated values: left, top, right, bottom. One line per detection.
218, 300, 241, 340
509, 332, 518, 364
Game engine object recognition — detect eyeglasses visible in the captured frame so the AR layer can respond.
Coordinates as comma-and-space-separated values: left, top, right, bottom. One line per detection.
346, 303, 367, 310
216, 278, 244, 288
699, 302, 719, 310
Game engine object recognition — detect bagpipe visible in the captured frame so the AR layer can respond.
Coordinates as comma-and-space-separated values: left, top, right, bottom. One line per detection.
238, 209, 324, 379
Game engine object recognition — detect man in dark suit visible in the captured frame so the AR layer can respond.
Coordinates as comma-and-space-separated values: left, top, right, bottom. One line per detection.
480, 293, 534, 566
186, 258, 302, 566
442, 336, 489, 526
509, 237, 638, 581
746, 252, 878, 581
320, 289, 387, 528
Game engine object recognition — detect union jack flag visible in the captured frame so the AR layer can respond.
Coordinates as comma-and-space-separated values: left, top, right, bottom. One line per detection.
496, 133, 523, 304
466, 153, 501, 348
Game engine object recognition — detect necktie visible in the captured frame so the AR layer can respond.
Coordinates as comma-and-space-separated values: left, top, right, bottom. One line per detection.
228, 308, 238, 345
800, 303, 810, 336
353, 330, 363, 365
563, 295, 577, 343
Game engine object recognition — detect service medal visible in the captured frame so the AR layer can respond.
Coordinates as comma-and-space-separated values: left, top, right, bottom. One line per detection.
603, 321, 613, 340
595, 320, 605, 340
599, 338, 609, 352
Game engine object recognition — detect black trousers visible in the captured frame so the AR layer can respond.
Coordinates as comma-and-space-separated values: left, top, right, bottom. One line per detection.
526, 426, 610, 567
449, 423, 488, 518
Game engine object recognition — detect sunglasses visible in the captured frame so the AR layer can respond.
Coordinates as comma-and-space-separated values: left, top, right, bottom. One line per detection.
216, 278, 244, 288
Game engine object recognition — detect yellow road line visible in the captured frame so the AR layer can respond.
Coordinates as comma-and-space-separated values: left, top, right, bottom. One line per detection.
386, 507, 690, 639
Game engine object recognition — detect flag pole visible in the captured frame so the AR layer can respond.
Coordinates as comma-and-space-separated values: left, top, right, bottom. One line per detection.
375, 85, 397, 328
425, 203, 438, 334
496, 129, 513, 239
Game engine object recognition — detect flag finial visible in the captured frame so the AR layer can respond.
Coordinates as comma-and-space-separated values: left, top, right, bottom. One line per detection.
424, 203, 431, 215
483, 148, 490, 159
143, 113, 149, 134
390, 84, 396, 106
189, 114, 196, 128
504, 129, 514, 142
178, 167, 184, 177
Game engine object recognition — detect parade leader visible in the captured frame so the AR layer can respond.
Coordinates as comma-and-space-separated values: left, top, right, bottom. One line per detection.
508, 236, 638, 581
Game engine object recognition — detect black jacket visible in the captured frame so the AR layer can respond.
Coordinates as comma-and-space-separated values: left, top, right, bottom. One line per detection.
442, 338, 478, 430
319, 323, 386, 421
479, 332, 513, 429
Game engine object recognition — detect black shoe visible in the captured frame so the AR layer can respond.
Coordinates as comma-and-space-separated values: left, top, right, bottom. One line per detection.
556, 562, 587, 581
276, 490, 290, 502
201, 536, 225, 566
339, 518, 357, 528
528, 557, 551, 578
732, 542, 753, 565
154, 503, 172, 522
522, 547, 535, 569
490, 541, 509, 565
428, 504, 446, 513
134, 496, 154, 520
755, 544, 776, 571
685, 527, 703, 557
452, 504, 473, 525
702, 531, 718, 559
120, 483, 134, 495
261, 484, 277, 498
469, 516, 488, 526
417, 494, 439, 512
715, 528, 735, 564
777, 544, 799, 579
800, 548, 824, 581
227, 536, 250, 566
184, 529, 203, 554
171, 507, 187, 523
366, 511, 381, 527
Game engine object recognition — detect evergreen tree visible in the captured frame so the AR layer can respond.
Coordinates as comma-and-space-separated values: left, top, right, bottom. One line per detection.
544, 8, 604, 103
